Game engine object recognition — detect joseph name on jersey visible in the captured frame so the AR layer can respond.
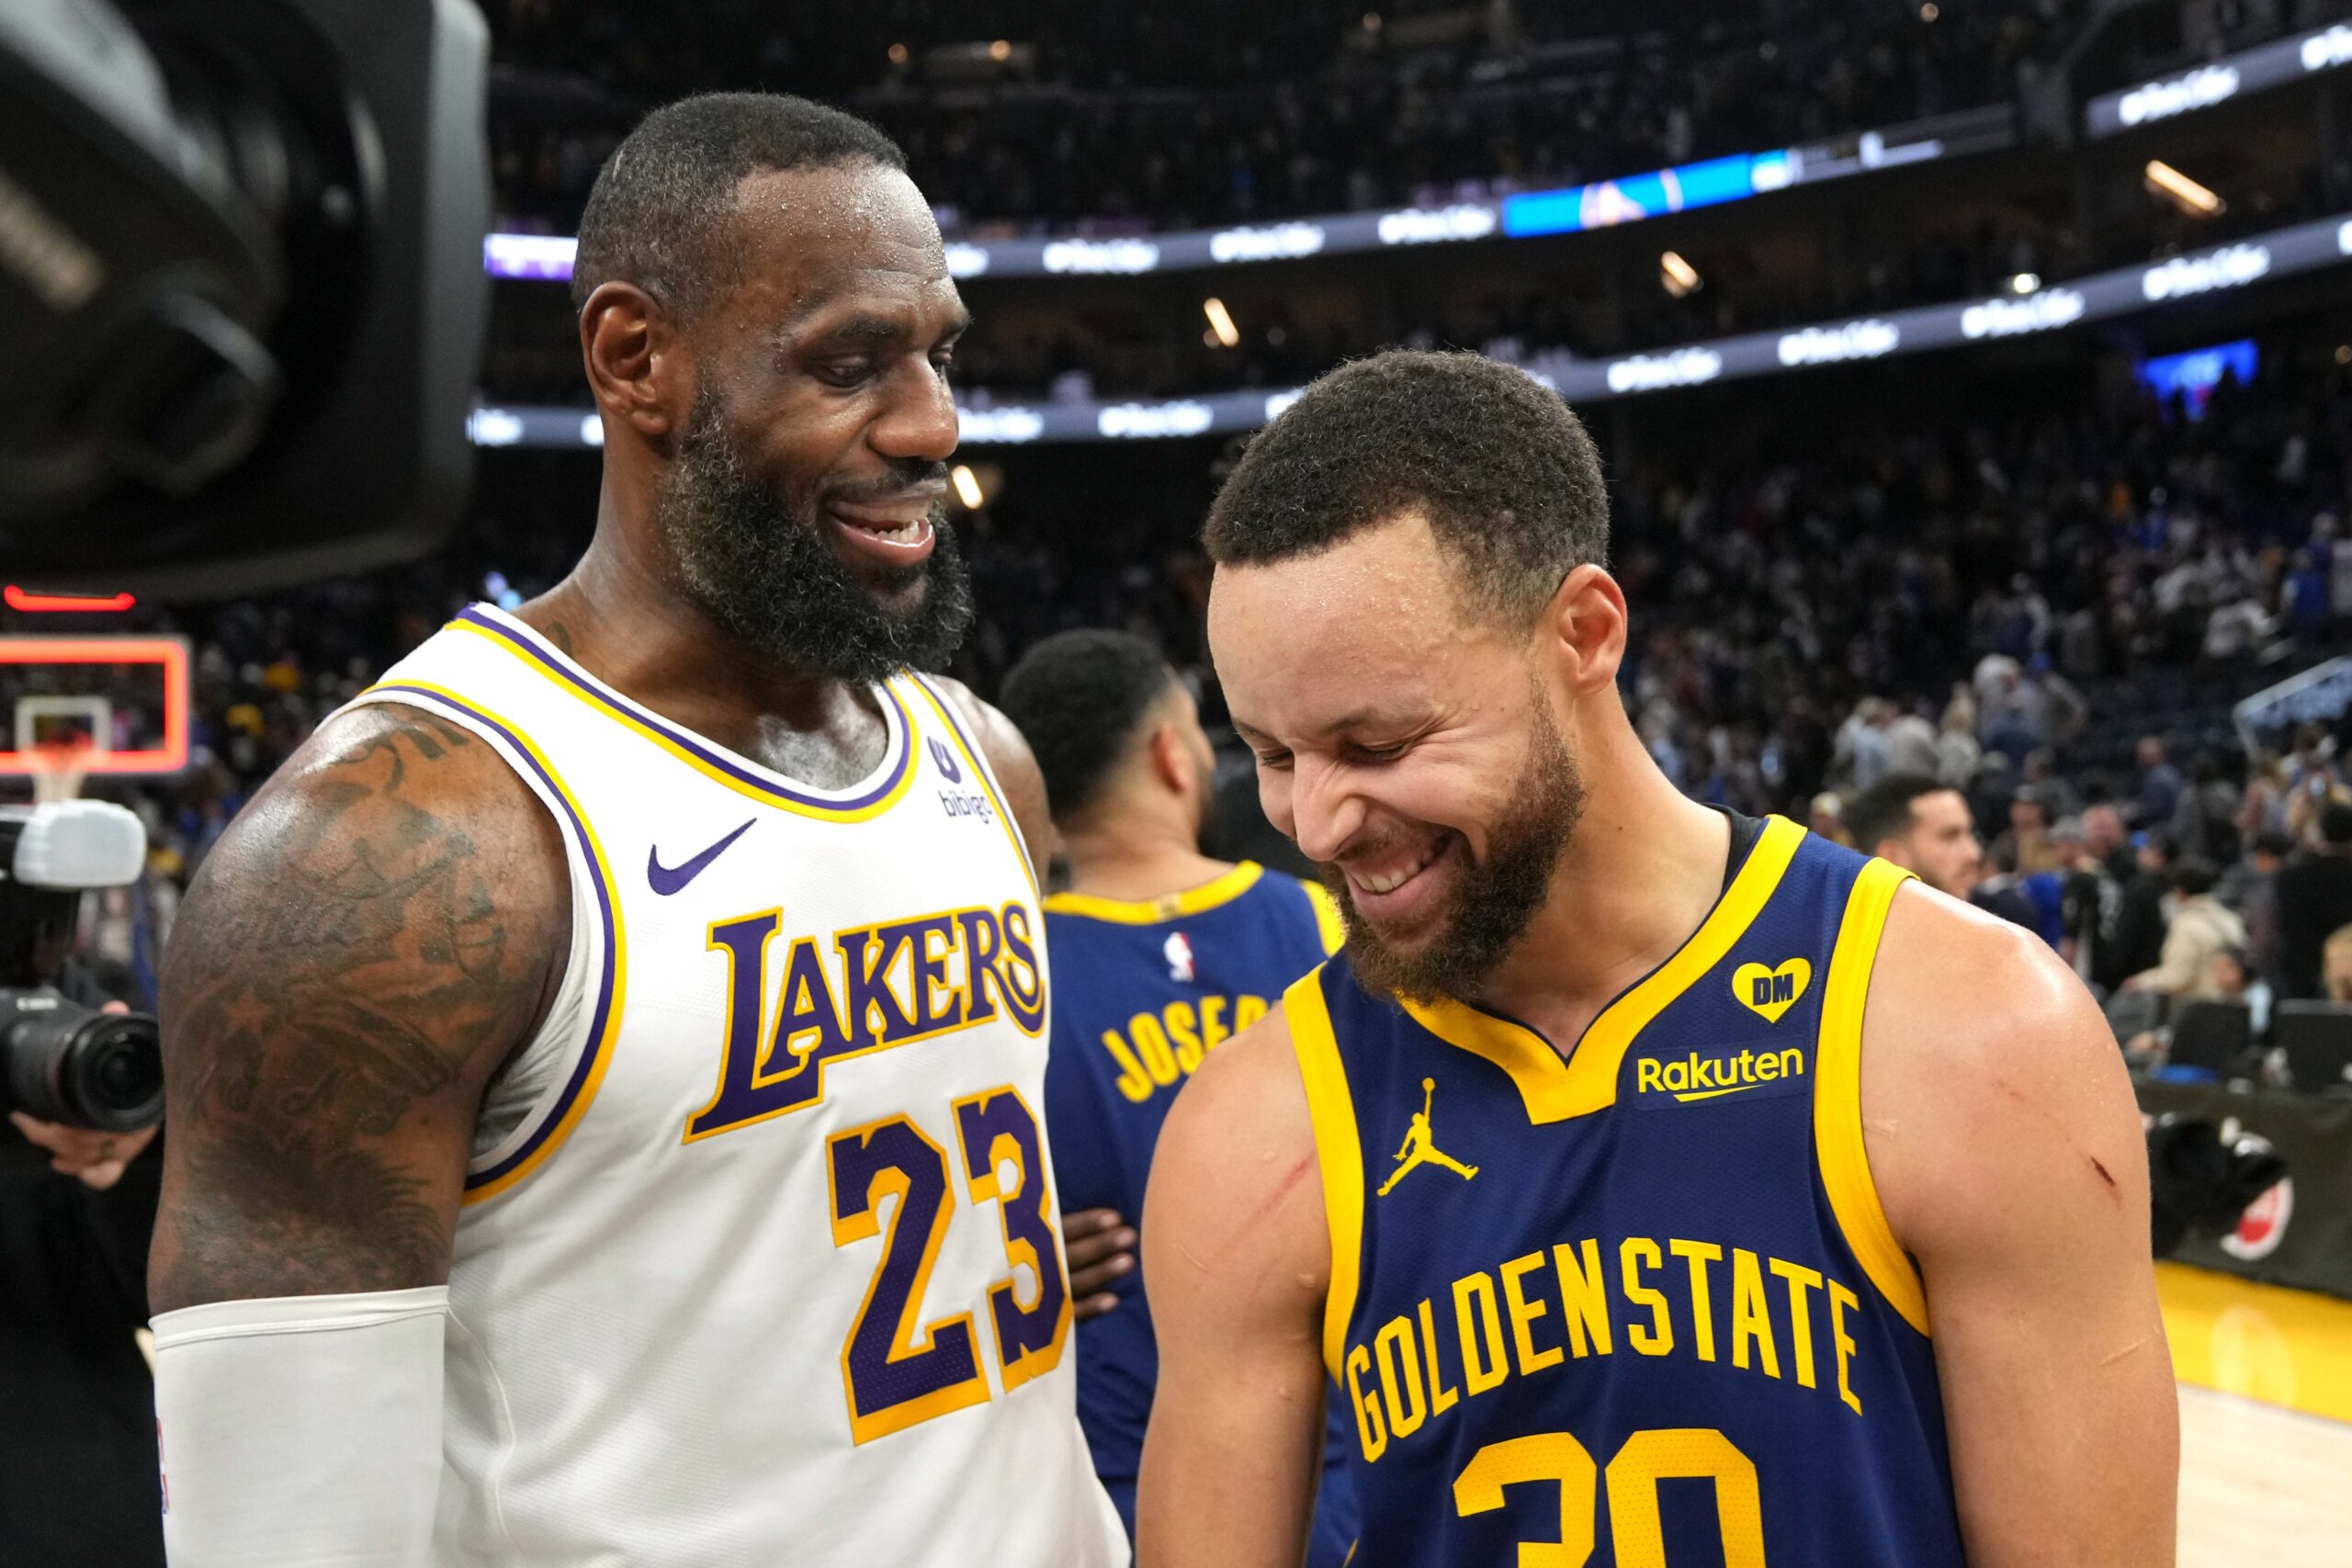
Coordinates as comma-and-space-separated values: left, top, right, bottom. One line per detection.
348, 604, 1124, 1568
1293, 816, 1968, 1567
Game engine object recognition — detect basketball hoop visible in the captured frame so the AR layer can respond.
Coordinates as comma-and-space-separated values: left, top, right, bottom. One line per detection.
29, 740, 92, 804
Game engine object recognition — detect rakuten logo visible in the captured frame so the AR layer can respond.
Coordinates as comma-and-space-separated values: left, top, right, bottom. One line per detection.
1960, 288, 2086, 340
1210, 223, 1326, 263
2117, 64, 2240, 125
957, 407, 1046, 444
1776, 320, 1900, 367
1604, 347, 1724, 393
1041, 239, 1160, 275
1376, 205, 1497, 245
1098, 401, 1215, 439
2302, 24, 2352, 72
2141, 244, 2270, 301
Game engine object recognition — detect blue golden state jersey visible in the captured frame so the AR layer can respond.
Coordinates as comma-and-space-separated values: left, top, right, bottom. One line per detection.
1041, 863, 1354, 1543
1290, 816, 1968, 1567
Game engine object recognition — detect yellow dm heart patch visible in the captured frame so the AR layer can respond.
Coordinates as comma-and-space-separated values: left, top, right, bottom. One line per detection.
1732, 958, 1812, 1025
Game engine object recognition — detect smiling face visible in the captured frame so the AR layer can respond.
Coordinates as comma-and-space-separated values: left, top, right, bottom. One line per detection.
1212, 513, 1586, 1000
656, 160, 974, 680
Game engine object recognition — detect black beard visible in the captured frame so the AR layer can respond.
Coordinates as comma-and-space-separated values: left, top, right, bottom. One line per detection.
1322, 704, 1585, 1005
656, 392, 976, 682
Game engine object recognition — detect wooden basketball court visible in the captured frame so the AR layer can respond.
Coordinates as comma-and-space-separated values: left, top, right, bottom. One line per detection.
2161, 1262, 2352, 1565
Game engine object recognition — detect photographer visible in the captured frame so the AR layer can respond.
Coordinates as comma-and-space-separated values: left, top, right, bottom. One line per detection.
0, 806, 168, 1568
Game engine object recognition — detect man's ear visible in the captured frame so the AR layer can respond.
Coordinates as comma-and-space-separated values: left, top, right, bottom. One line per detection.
1148, 722, 1192, 796
580, 280, 690, 442
1538, 563, 1629, 696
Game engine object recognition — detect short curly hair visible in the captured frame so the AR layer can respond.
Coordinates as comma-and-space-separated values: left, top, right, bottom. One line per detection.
997, 630, 1179, 822
1203, 350, 1609, 626
572, 93, 906, 321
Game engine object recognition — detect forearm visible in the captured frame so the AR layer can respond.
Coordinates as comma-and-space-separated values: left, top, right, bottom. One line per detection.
1137, 1360, 1324, 1567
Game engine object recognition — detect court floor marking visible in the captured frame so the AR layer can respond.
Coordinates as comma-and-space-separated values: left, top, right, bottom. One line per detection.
2156, 1261, 2352, 1425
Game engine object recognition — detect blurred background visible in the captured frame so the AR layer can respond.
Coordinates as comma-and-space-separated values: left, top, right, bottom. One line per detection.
4, 0, 2352, 1562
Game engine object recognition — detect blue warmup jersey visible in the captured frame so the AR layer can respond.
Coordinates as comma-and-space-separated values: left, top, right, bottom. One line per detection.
1042, 862, 1358, 1561
1290, 817, 1967, 1567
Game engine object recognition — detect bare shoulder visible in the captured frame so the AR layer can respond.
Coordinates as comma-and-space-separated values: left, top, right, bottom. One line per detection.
153, 699, 570, 1310
1145, 999, 1328, 1316
1860, 882, 2147, 1261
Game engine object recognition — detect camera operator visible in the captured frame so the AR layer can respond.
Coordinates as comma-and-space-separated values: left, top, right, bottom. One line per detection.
0, 805, 167, 1568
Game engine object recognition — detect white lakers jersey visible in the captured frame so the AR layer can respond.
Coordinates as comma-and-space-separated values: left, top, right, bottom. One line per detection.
347, 604, 1125, 1566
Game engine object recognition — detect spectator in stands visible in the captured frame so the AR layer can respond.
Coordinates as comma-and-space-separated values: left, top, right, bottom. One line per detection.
2122, 858, 2244, 1001
2083, 803, 2132, 884
2218, 829, 2295, 988
2323, 924, 2352, 1005
1808, 791, 1849, 848
2276, 802, 2352, 998
1884, 701, 1939, 779
2207, 945, 2270, 1039
1935, 688, 1981, 787
1844, 772, 1984, 903
2107, 832, 2176, 990
2133, 736, 2184, 829
1994, 788, 2053, 877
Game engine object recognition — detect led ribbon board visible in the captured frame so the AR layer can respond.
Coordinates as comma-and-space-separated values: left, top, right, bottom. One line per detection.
2086, 20, 2352, 137
470, 210, 2352, 448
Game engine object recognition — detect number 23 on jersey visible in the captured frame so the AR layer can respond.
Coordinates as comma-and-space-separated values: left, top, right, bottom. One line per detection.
825, 1087, 1072, 1443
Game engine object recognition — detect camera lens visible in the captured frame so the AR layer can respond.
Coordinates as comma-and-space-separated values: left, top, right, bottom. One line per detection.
0, 995, 164, 1134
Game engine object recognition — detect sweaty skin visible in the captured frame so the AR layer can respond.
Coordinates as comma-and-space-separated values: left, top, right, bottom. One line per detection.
1136, 513, 2175, 1568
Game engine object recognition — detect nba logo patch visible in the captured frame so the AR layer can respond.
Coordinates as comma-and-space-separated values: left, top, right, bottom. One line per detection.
1164, 931, 1195, 982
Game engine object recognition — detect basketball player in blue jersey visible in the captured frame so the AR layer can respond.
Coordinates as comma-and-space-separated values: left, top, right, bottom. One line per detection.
147, 96, 1126, 1565
1138, 351, 2177, 1566
997, 629, 1358, 1562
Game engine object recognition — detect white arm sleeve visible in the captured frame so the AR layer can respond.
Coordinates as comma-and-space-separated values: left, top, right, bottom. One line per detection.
152, 1286, 447, 1567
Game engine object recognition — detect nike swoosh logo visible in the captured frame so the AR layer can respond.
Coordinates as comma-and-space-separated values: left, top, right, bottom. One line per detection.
648, 819, 755, 896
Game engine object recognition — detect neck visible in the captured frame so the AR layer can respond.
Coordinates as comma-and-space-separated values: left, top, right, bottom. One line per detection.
1058, 805, 1229, 904
517, 481, 869, 746
1474, 698, 1734, 1046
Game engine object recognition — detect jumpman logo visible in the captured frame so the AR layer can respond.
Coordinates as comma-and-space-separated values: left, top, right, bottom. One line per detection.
1376, 1077, 1479, 1196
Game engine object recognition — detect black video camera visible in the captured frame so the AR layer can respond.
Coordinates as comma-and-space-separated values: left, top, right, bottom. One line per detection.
0, 802, 162, 1132
0, 0, 489, 595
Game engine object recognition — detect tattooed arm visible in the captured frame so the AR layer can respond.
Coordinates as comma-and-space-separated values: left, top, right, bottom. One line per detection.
150, 702, 569, 1312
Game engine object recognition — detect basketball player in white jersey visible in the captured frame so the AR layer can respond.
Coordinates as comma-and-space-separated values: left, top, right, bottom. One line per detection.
147, 94, 1127, 1566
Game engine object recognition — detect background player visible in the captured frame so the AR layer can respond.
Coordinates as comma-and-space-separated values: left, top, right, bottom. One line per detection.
1139, 351, 2176, 1566
147, 95, 1124, 1565
996, 628, 1355, 1562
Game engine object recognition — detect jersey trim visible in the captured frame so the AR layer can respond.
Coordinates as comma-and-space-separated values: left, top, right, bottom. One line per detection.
1285, 965, 1363, 1382
446, 606, 919, 821
1042, 862, 1265, 924
906, 673, 1040, 896
1815, 858, 1931, 1337
1304, 880, 1347, 955
1396, 815, 1807, 1123
362, 682, 628, 1204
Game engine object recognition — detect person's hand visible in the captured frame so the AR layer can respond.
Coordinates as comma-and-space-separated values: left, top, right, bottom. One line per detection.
10, 1112, 157, 1190
1061, 1207, 1136, 1319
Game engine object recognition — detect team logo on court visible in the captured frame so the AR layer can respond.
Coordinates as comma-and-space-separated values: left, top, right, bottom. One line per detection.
927, 735, 964, 782
1732, 956, 1812, 1024
1377, 1077, 1478, 1196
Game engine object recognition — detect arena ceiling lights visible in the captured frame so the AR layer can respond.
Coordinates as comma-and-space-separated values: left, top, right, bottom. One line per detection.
482, 114, 2006, 286
469, 209, 2352, 450
2085, 19, 2352, 137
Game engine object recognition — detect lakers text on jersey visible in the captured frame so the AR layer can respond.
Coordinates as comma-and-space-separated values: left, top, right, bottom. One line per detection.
349, 604, 1125, 1567
1290, 815, 1967, 1567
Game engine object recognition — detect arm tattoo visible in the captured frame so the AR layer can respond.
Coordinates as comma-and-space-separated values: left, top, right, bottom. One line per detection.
153, 706, 558, 1310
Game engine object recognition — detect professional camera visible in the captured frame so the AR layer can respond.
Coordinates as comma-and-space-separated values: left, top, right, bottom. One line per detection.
0, 0, 488, 595
0, 801, 161, 1132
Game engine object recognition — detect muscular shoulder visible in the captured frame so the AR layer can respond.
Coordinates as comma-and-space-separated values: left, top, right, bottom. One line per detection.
1145, 1000, 1329, 1317
188, 701, 569, 967
1859, 883, 2146, 1263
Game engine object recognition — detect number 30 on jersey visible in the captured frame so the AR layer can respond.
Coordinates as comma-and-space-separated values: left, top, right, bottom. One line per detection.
825, 1087, 1070, 1443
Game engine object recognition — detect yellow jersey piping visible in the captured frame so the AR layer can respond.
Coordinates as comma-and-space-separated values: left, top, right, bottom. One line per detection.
1042, 862, 1266, 924
1285, 965, 1364, 1382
